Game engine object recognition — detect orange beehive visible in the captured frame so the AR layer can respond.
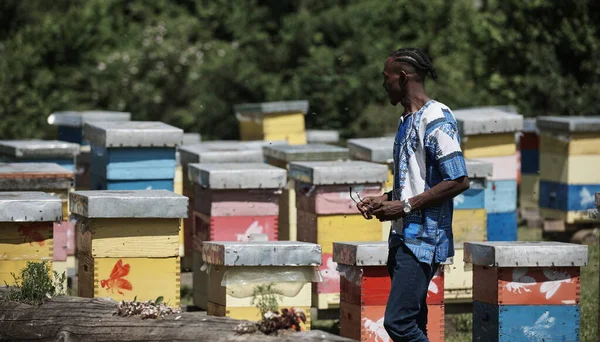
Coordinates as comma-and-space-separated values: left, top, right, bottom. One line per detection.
334, 242, 449, 341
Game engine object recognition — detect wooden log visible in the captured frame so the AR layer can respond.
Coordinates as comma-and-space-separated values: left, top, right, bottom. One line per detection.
0, 294, 352, 342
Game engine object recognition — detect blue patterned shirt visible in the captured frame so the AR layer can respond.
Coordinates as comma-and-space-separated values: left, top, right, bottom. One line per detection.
389, 100, 468, 265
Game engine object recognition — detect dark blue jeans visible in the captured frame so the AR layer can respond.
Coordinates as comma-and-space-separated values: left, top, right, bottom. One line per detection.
384, 243, 439, 342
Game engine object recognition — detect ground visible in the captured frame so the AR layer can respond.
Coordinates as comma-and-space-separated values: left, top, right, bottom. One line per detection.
180, 226, 600, 342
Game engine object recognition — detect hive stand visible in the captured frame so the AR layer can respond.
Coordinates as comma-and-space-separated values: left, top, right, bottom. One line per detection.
333, 242, 451, 342
84, 121, 183, 191
453, 107, 523, 242
188, 163, 286, 310
0, 140, 80, 172
519, 118, 541, 226
47, 111, 132, 190
71, 190, 187, 306
202, 241, 321, 329
444, 159, 493, 304
263, 144, 349, 243
465, 241, 587, 341
234, 100, 309, 144
536, 116, 600, 244
288, 160, 388, 310
347, 137, 395, 242
178, 140, 287, 270
306, 130, 340, 144
0, 192, 62, 285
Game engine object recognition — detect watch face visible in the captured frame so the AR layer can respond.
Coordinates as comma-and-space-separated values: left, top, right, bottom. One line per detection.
403, 206, 411, 213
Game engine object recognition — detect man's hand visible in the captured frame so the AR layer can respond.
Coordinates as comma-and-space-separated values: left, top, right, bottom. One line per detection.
371, 201, 405, 221
356, 194, 387, 220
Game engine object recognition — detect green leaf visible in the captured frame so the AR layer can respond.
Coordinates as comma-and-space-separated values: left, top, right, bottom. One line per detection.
155, 296, 164, 305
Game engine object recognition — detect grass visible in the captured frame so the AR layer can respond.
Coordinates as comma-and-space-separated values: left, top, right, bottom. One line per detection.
311, 226, 599, 342
2, 260, 66, 305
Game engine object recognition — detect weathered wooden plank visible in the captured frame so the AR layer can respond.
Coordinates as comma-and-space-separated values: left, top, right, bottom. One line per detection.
0, 295, 352, 341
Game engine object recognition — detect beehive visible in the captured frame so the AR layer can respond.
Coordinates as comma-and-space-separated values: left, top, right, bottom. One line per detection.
347, 137, 395, 242
536, 116, 600, 225
234, 101, 309, 144
0, 163, 74, 219
465, 241, 588, 342
71, 190, 187, 306
0, 192, 62, 284
288, 161, 387, 310
306, 130, 340, 144
202, 241, 321, 329
188, 163, 286, 310
84, 121, 183, 191
444, 159, 492, 303
519, 119, 540, 218
174, 133, 202, 258
334, 242, 449, 342
264, 144, 349, 244
0, 140, 80, 172
454, 107, 523, 242
177, 141, 288, 271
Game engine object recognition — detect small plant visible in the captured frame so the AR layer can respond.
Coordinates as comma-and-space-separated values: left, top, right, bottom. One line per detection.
116, 295, 181, 319
235, 283, 307, 335
250, 283, 283, 317
3, 260, 66, 305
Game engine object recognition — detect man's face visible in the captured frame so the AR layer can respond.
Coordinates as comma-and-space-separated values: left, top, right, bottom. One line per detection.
382, 57, 403, 106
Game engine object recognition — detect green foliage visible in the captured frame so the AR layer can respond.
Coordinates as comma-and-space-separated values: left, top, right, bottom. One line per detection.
0, 0, 598, 141
3, 260, 66, 306
251, 283, 283, 317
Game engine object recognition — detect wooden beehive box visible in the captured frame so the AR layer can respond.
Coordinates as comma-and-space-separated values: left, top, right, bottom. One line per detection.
71, 190, 187, 306
0, 192, 62, 284
454, 107, 523, 243
234, 101, 309, 145
202, 241, 321, 329
178, 140, 288, 270
465, 241, 588, 342
188, 163, 286, 310
537, 116, 600, 224
0, 163, 74, 219
334, 241, 449, 342
47, 110, 132, 145
84, 121, 183, 191
0, 140, 80, 172
263, 144, 349, 243
519, 118, 540, 211
289, 161, 387, 310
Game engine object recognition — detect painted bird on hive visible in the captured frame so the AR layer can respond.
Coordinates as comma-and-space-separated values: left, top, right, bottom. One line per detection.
17, 225, 46, 246
101, 259, 133, 295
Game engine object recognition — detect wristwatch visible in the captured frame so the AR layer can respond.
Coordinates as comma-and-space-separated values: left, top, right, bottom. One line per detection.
402, 198, 412, 214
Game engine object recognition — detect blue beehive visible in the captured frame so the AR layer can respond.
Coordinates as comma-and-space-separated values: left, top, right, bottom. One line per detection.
84, 121, 183, 191
0, 140, 80, 171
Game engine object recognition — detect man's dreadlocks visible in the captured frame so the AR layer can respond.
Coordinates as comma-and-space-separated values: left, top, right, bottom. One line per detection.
389, 48, 438, 82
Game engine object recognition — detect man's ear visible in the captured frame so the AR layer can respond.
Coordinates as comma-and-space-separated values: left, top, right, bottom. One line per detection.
398, 70, 408, 87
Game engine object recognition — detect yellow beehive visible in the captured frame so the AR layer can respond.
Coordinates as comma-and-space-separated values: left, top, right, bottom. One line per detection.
289, 160, 388, 310
202, 241, 320, 329
234, 101, 309, 145
0, 192, 62, 285
71, 190, 187, 306
537, 117, 600, 226
263, 144, 349, 242
520, 174, 540, 210
444, 249, 473, 302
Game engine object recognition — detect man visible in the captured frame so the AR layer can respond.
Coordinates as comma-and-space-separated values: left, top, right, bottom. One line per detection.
357, 48, 470, 342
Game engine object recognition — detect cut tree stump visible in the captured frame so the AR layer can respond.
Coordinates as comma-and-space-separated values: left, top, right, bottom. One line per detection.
0, 295, 352, 342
